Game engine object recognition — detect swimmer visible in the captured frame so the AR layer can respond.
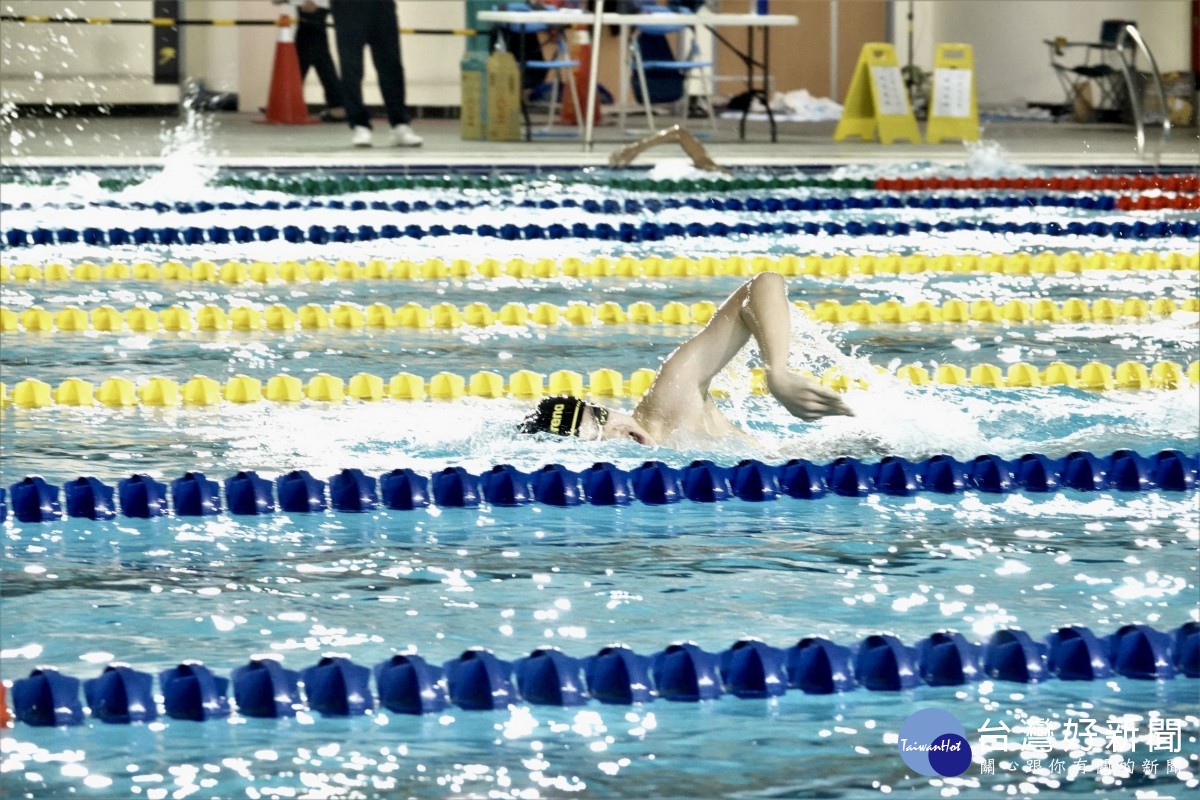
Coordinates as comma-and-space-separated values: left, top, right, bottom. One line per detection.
520, 273, 854, 447
608, 124, 732, 176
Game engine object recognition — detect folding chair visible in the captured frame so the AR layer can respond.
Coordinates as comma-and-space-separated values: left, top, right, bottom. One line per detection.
500, 3, 583, 140
1046, 19, 1138, 122
630, 8, 716, 133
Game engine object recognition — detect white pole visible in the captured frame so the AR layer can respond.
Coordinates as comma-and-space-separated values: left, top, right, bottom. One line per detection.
583, 5, 605, 152
830, 0, 839, 101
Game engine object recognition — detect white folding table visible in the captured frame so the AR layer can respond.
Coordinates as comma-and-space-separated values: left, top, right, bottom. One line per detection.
476, 8, 799, 150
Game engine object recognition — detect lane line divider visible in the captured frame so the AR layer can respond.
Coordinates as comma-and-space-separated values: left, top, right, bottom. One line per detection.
2, 251, 1197, 284
4, 190, 1195, 217
3, 295, 1197, 334
3, 216, 1195, 250
3, 359, 1196, 409
6, 620, 1196, 725
4, 449, 1198, 524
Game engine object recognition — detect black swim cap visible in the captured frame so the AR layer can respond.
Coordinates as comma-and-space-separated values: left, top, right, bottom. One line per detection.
519, 396, 588, 437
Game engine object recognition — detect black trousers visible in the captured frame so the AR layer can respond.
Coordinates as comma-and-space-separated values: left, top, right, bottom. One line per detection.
296, 8, 343, 110
330, 0, 410, 128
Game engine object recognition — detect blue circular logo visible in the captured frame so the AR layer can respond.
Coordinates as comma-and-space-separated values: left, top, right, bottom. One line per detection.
898, 708, 973, 776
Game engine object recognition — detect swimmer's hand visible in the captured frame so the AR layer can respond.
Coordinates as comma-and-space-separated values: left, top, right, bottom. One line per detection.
608, 146, 637, 168
766, 370, 854, 421
691, 155, 733, 176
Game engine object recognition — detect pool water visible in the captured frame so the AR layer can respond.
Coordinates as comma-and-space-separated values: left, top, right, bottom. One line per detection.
0, 162, 1198, 799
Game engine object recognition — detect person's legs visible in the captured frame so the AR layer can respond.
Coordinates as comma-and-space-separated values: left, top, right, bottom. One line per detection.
364, 8, 410, 127
303, 8, 344, 112
331, 2, 369, 129
295, 16, 317, 81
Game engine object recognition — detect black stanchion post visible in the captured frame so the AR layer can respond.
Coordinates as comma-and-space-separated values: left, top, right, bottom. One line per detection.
153, 0, 181, 113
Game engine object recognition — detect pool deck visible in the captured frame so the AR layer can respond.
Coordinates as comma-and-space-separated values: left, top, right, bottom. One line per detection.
2, 111, 1197, 171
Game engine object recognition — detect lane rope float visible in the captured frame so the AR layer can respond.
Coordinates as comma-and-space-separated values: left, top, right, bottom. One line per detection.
4, 449, 1198, 524
6, 171, 1195, 197
4, 190, 1196, 218
3, 251, 1197, 284
92, 173, 879, 195
3, 216, 1196, 250
4, 295, 1197, 335
3, 359, 1196, 409
874, 174, 1199, 193
199, 170, 1200, 195
5, 621, 1197, 725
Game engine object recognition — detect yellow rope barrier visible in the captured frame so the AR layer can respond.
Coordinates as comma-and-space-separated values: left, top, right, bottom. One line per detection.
0, 14, 474, 34
3, 360, 1195, 409
1, 251, 1196, 284
3, 295, 1197, 334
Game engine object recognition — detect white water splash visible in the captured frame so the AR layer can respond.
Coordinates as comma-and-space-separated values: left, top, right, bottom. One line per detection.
117, 90, 219, 203
699, 306, 981, 460
2, 99, 21, 147
826, 139, 1036, 182
963, 139, 1029, 177
645, 160, 731, 183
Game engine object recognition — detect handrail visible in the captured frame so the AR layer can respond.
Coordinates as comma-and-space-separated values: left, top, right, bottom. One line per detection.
1114, 24, 1171, 159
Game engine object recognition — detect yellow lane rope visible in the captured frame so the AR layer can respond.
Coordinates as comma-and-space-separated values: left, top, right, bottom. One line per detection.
4, 295, 1198, 333
1, 251, 1196, 284
4, 360, 1196, 409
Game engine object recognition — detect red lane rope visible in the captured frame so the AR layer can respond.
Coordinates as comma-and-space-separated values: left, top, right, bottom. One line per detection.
875, 175, 1200, 193
1114, 194, 1200, 211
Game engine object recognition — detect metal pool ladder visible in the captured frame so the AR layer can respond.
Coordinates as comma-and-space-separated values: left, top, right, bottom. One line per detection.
1112, 23, 1171, 161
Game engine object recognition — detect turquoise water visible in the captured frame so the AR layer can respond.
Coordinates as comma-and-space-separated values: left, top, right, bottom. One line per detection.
1, 165, 1198, 799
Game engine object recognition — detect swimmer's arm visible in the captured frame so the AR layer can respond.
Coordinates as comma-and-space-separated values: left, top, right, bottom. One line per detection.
608, 125, 732, 175
645, 273, 852, 421
672, 129, 731, 176
609, 127, 684, 168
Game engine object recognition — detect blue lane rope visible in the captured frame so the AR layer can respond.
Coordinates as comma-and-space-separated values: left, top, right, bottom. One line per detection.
8, 622, 1198, 725
0, 192, 1137, 217
3, 216, 1194, 249
4, 450, 1195, 522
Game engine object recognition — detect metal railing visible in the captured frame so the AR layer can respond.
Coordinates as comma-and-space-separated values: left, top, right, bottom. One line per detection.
1112, 23, 1171, 159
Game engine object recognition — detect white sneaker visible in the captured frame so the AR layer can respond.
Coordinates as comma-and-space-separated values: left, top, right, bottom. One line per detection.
391, 123, 423, 147
351, 126, 372, 147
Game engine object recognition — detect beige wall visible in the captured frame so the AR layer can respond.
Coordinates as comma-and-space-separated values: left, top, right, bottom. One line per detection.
0, 0, 176, 104
0, 1, 1192, 110
0, 0, 462, 109
235, 1, 465, 112
893, 0, 1192, 107
710, 0, 889, 102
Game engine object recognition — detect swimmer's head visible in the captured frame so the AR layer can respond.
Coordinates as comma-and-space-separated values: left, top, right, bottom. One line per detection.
519, 396, 592, 437
519, 396, 654, 445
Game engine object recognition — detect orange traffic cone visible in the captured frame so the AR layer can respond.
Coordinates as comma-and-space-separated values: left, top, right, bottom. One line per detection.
561, 27, 601, 126
258, 15, 320, 125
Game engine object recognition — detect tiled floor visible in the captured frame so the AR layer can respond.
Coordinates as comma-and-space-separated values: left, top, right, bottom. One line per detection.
2, 109, 1196, 170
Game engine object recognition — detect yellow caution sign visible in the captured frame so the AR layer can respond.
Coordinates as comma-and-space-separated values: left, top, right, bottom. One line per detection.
925, 43, 979, 144
833, 43, 920, 144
